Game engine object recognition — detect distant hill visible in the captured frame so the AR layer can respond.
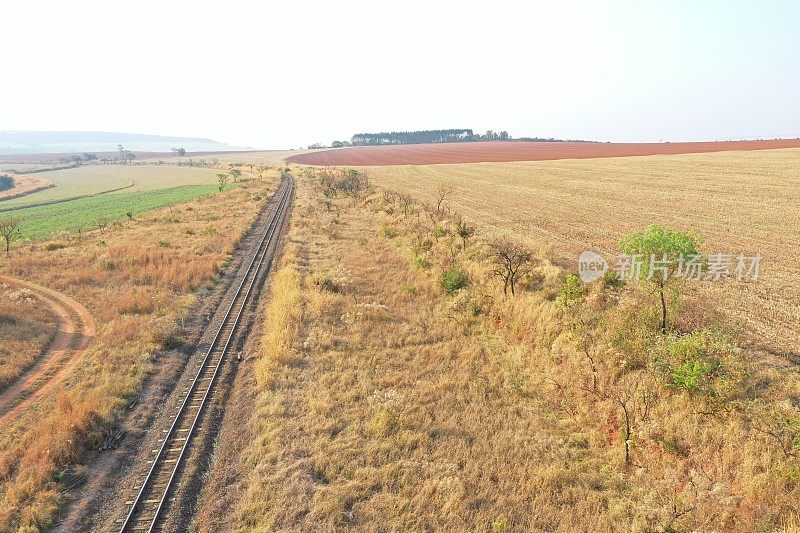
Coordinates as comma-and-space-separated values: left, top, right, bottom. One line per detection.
0, 131, 237, 155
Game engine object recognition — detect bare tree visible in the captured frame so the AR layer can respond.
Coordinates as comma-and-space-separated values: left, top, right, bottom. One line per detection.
75, 222, 86, 243
0, 216, 21, 256
96, 216, 110, 233
398, 193, 414, 218
489, 237, 533, 295
434, 181, 455, 212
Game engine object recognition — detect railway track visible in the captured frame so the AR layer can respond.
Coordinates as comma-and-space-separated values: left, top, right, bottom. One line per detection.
117, 173, 294, 532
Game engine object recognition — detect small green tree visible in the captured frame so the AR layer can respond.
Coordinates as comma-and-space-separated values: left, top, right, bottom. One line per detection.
217, 173, 230, 192
229, 168, 242, 182
619, 225, 701, 334
558, 274, 584, 306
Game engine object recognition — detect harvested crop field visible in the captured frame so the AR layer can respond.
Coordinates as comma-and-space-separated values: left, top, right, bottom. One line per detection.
287, 139, 800, 166
363, 148, 800, 356
0, 174, 54, 202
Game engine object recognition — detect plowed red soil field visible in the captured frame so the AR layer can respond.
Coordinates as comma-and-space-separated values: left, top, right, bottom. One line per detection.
287, 139, 800, 166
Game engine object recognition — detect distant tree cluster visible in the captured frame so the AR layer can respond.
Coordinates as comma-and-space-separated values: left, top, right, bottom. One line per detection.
56, 153, 97, 166
0, 174, 14, 192
351, 129, 479, 146
171, 147, 186, 156
345, 129, 598, 146
117, 144, 135, 164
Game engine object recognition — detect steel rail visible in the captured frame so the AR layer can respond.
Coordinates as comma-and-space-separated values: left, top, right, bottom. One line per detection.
118, 174, 293, 532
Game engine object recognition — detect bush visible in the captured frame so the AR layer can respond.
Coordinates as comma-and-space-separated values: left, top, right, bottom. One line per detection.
558, 274, 583, 304
412, 256, 431, 269
670, 359, 713, 391
380, 225, 398, 238
441, 266, 468, 294
44, 242, 68, 251
0, 174, 14, 191
652, 328, 742, 398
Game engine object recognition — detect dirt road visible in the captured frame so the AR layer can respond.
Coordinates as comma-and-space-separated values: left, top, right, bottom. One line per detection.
0, 275, 95, 425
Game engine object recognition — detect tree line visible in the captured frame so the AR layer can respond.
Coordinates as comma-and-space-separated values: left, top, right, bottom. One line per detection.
325, 129, 511, 147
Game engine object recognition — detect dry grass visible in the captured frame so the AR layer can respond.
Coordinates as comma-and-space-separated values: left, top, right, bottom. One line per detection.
360, 148, 800, 355
235, 175, 799, 532
0, 175, 54, 202
0, 176, 278, 531
0, 289, 58, 390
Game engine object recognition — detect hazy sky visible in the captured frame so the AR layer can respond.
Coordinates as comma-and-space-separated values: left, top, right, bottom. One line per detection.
2, 1, 798, 148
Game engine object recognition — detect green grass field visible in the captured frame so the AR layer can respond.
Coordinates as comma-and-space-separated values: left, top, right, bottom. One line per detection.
0, 164, 222, 209
13, 184, 224, 241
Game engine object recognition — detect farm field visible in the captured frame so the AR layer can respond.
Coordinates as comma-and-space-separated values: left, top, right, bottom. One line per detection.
0, 164, 222, 209
11, 184, 222, 241
0, 174, 54, 202
287, 139, 800, 166
360, 148, 800, 355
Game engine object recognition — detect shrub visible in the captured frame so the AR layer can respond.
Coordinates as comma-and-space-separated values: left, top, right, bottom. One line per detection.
412, 256, 431, 269
558, 274, 583, 305
441, 266, 468, 294
380, 225, 398, 238
44, 242, 68, 251
669, 359, 713, 391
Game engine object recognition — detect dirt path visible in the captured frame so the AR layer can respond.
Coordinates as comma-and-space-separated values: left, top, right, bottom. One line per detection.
0, 275, 95, 425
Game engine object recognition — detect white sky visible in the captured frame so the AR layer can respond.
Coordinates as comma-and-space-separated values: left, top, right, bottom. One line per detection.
2, 0, 798, 149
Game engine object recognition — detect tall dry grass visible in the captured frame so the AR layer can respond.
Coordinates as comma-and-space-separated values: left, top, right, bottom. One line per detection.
0, 290, 58, 390
235, 174, 799, 532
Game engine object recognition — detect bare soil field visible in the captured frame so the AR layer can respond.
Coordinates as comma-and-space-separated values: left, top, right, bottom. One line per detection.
287, 139, 800, 166
363, 148, 800, 356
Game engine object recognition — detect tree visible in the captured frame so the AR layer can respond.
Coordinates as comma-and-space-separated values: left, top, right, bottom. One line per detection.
619, 225, 701, 334
434, 181, 454, 212
489, 237, 533, 295
171, 147, 186, 156
75, 222, 86, 243
217, 173, 230, 192
398, 193, 414, 217
0, 216, 21, 256
0, 174, 15, 192
118, 144, 135, 164
229, 168, 242, 182
456, 220, 474, 249
96, 216, 110, 233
